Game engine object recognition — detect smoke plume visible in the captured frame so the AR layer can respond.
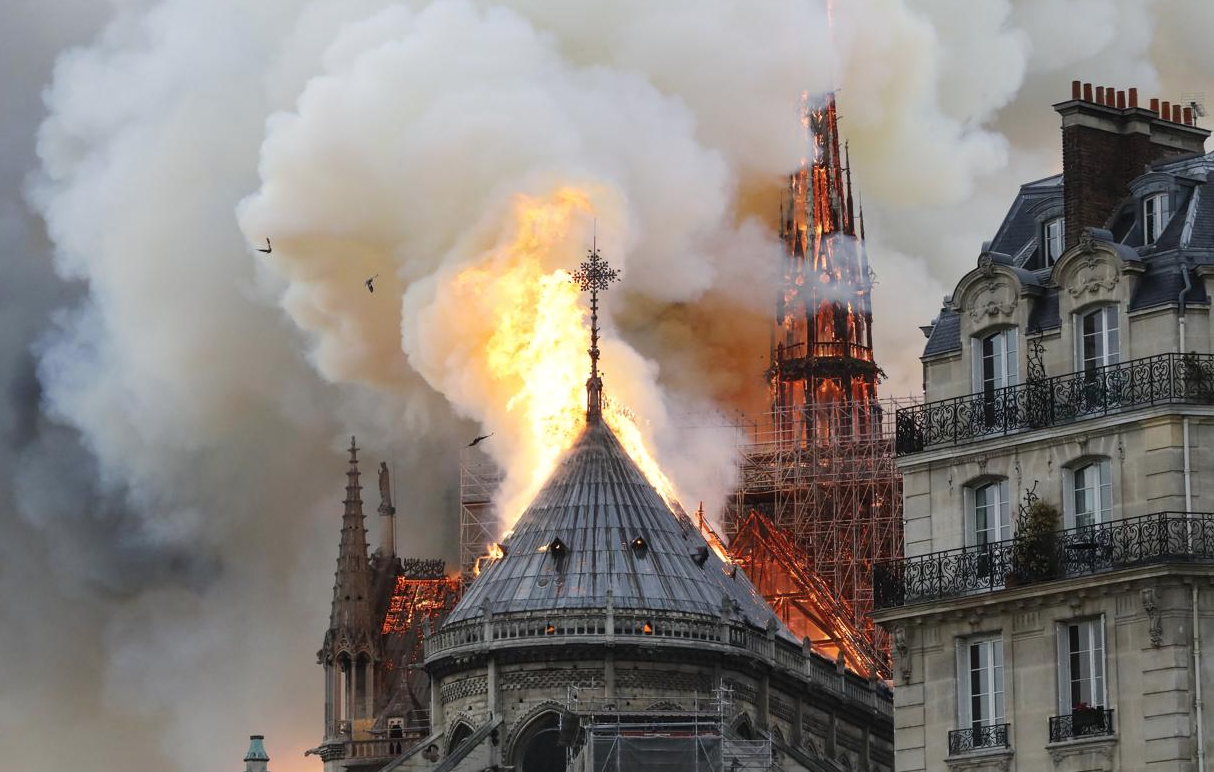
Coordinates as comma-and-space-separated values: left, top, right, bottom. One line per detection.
2, 1, 1212, 770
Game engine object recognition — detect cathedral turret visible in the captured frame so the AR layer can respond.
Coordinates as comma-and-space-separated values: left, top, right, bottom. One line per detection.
242, 735, 269, 772
318, 437, 378, 745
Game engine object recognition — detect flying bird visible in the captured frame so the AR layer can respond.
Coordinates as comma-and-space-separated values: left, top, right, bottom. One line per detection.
256, 238, 272, 254
468, 433, 494, 447
365, 274, 378, 293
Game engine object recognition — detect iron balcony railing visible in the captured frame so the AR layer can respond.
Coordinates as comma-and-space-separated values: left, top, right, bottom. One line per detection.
1049, 708, 1115, 743
874, 511, 1214, 609
948, 723, 1010, 755
895, 352, 1214, 454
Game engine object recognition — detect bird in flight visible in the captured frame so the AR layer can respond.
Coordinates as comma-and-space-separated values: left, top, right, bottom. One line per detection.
467, 433, 494, 447
365, 274, 378, 293
256, 238, 272, 254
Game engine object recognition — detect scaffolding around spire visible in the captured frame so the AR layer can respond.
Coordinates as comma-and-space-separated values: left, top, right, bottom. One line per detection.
571, 240, 619, 422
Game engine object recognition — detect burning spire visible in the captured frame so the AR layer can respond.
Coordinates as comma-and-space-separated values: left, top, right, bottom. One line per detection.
571, 238, 619, 423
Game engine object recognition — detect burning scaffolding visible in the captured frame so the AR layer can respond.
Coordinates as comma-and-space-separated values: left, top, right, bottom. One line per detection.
459, 445, 503, 578
722, 92, 904, 672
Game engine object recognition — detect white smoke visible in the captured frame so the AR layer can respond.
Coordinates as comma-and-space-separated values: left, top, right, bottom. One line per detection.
3, 1, 1212, 771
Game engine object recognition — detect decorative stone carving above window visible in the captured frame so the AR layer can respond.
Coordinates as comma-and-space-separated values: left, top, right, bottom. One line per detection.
1066, 252, 1120, 300
967, 279, 1019, 323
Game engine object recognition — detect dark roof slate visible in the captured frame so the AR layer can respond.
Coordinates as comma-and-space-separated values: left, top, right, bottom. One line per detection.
923, 308, 961, 357
445, 420, 785, 635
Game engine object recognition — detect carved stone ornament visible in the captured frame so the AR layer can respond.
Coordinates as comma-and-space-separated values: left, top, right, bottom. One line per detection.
893, 626, 912, 684
1048, 736, 1116, 767
1141, 587, 1163, 647
1067, 252, 1120, 299
944, 749, 1012, 772
978, 252, 996, 277
968, 279, 1018, 322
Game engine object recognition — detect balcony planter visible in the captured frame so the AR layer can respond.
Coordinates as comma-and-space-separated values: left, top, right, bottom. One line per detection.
1008, 501, 1061, 585
1071, 704, 1104, 736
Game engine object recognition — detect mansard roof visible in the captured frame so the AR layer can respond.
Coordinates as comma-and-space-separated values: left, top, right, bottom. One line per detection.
444, 419, 784, 635
922, 153, 1214, 359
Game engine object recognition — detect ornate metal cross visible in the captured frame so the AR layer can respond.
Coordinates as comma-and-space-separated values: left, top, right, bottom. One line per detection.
571, 243, 619, 421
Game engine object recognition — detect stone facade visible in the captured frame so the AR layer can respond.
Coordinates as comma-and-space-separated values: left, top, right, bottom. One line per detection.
877, 85, 1214, 772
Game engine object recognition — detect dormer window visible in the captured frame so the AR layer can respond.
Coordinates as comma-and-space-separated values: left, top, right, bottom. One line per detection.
1144, 193, 1170, 244
1045, 217, 1065, 265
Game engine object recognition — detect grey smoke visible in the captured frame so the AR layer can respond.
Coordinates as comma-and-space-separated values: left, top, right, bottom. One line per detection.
2, 2, 1212, 772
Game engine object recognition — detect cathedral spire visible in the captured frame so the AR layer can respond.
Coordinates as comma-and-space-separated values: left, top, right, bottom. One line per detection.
571, 236, 619, 423
330, 436, 373, 630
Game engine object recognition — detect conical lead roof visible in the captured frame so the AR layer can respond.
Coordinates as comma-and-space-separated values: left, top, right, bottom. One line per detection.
446, 419, 782, 632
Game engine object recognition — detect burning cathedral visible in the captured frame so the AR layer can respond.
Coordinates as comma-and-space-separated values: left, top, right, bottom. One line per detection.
306, 93, 897, 772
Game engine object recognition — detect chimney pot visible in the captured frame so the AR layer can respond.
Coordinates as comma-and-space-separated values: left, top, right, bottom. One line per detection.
1072, 80, 1082, 99
1117, 90, 1126, 109
1105, 86, 1115, 106
1151, 98, 1160, 114
1129, 88, 1139, 108
1184, 106, 1194, 126
1162, 101, 1172, 120
1095, 86, 1105, 104
1084, 83, 1094, 102
1173, 104, 1183, 123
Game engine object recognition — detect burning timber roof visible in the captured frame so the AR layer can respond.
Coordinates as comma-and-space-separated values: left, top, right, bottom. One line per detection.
444, 419, 788, 636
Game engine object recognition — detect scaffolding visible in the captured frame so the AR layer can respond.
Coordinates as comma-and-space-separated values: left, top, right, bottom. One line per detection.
458, 446, 502, 578
725, 397, 915, 667
565, 684, 772, 772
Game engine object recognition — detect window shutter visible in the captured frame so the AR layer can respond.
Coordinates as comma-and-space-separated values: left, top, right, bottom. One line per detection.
972, 337, 983, 393
1005, 328, 1019, 386
1063, 467, 1076, 529
1056, 623, 1070, 714
956, 638, 970, 727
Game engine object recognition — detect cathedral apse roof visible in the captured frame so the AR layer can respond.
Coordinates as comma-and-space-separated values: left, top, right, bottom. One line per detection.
444, 418, 787, 637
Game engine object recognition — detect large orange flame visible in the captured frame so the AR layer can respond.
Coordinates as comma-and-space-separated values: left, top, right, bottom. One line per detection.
449, 188, 680, 533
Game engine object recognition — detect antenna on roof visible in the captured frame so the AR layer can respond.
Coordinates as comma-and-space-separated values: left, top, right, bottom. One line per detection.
571, 230, 620, 423
1183, 93, 1207, 119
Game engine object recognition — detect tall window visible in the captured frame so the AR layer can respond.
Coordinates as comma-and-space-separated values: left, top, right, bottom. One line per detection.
1058, 619, 1105, 712
1144, 193, 1170, 245
974, 329, 1019, 393
971, 480, 1011, 545
1069, 460, 1112, 528
1045, 217, 1065, 265
1078, 306, 1119, 374
960, 636, 1005, 730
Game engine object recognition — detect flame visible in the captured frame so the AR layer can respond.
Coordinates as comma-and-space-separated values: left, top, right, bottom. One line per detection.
446, 187, 683, 533
486, 542, 504, 560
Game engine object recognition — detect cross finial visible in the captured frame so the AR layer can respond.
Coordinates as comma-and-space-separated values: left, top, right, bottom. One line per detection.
571, 238, 620, 422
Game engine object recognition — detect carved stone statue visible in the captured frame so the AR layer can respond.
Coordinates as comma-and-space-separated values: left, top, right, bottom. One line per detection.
378, 462, 395, 514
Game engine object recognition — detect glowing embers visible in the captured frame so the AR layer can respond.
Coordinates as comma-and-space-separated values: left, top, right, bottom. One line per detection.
380, 575, 462, 636
629, 536, 648, 558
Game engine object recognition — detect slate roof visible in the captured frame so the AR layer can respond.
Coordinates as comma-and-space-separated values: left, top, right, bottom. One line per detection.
445, 419, 784, 635
923, 156, 1214, 359
923, 308, 961, 358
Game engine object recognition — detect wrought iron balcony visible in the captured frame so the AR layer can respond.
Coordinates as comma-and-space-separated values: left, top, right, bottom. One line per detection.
1049, 708, 1115, 742
948, 723, 1010, 755
874, 511, 1214, 609
895, 352, 1214, 454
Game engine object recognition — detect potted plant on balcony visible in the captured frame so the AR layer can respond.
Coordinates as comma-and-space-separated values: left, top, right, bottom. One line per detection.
1008, 493, 1060, 586
1071, 701, 1104, 736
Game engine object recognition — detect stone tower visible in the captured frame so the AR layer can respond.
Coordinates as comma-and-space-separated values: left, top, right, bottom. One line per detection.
317, 437, 379, 754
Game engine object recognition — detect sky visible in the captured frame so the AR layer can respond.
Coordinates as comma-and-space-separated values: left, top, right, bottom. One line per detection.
2, 1, 1213, 770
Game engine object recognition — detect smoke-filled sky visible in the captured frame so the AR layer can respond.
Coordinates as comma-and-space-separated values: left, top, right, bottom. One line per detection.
2, 1, 1213, 770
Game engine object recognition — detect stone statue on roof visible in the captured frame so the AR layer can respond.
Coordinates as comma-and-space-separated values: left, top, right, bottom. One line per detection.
378, 461, 394, 514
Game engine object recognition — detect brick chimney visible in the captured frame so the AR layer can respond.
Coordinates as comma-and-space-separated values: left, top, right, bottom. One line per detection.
1055, 80, 1210, 248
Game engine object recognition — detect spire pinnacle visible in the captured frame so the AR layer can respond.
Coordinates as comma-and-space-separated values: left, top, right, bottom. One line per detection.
571, 238, 620, 422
